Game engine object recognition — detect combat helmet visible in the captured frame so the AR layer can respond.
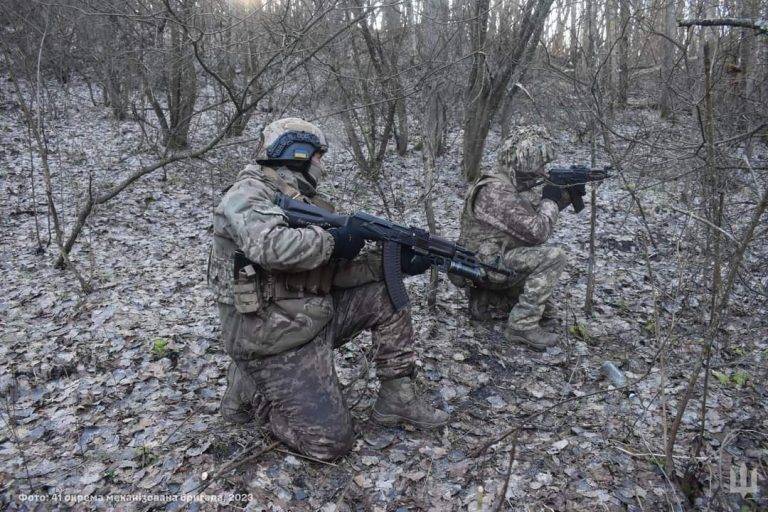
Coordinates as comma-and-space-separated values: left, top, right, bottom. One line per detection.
257, 117, 328, 187
495, 125, 555, 186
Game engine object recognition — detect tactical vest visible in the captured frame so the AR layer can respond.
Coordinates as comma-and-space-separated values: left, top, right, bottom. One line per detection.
207, 166, 335, 309
455, 174, 523, 287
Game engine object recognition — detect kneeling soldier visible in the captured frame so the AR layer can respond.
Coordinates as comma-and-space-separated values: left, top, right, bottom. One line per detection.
454, 126, 570, 351
208, 118, 448, 461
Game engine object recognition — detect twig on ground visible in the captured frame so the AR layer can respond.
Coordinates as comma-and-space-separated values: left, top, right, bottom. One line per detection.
492, 437, 518, 512
274, 448, 339, 467
182, 440, 281, 508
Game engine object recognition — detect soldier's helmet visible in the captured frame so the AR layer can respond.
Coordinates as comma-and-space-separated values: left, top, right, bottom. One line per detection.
496, 125, 555, 182
256, 117, 328, 168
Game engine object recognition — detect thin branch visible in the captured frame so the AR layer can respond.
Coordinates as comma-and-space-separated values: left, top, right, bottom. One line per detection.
677, 17, 768, 34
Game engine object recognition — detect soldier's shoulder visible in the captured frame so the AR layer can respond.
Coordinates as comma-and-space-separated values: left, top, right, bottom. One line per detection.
227, 165, 277, 194
217, 166, 278, 210
476, 176, 513, 196
473, 179, 520, 210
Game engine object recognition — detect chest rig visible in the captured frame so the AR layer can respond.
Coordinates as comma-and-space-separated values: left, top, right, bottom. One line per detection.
208, 166, 336, 312
454, 175, 521, 289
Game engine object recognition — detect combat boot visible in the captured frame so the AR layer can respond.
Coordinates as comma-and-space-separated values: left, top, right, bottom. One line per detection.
504, 325, 558, 352
220, 364, 267, 425
542, 299, 556, 321
372, 377, 449, 429
540, 300, 559, 328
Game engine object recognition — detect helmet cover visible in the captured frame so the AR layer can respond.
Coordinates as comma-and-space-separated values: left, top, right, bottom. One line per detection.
496, 125, 555, 184
257, 117, 328, 163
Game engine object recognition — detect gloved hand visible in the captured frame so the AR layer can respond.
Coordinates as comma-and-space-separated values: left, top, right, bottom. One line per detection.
541, 184, 564, 205
556, 189, 572, 211
401, 246, 432, 276
329, 225, 365, 260
564, 184, 585, 211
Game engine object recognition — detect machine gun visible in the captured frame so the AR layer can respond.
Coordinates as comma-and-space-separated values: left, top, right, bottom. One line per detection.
544, 165, 611, 213
275, 193, 513, 311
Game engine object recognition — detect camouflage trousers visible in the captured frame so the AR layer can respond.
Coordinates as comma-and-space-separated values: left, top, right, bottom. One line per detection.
470, 245, 565, 331
218, 281, 416, 461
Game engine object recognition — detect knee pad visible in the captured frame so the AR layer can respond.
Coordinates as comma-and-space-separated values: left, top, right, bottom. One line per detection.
269, 409, 354, 461
546, 246, 566, 266
303, 425, 354, 461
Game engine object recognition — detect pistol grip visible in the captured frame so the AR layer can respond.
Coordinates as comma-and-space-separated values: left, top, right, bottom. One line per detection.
572, 194, 585, 213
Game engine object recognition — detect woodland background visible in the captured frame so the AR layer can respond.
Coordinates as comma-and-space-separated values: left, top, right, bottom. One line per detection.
0, 0, 767, 510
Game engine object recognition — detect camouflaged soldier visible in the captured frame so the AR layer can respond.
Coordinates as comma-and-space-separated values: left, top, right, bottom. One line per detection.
208, 118, 448, 461
454, 126, 571, 351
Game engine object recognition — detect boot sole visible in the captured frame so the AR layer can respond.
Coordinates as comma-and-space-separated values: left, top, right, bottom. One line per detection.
504, 333, 550, 352
371, 409, 448, 430
221, 408, 255, 425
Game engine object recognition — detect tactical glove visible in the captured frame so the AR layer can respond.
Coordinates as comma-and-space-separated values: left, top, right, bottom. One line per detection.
401, 246, 432, 276
329, 225, 365, 260
541, 184, 564, 204
556, 190, 572, 211
563, 184, 585, 211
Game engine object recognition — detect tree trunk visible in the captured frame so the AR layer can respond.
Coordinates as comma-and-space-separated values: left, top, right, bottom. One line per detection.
394, 92, 409, 156
384, 3, 409, 156
659, 0, 676, 118
167, 15, 198, 149
603, 0, 616, 117
225, 9, 262, 138
617, 0, 630, 106
570, 0, 579, 68
738, 0, 759, 134
102, 15, 130, 120
420, 0, 449, 310
584, 0, 597, 313
461, 0, 554, 181
104, 64, 128, 120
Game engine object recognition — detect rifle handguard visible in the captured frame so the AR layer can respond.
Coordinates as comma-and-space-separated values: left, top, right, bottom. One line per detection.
274, 191, 512, 310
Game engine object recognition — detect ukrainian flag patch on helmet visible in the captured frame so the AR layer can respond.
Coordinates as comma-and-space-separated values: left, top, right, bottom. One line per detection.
266, 131, 324, 161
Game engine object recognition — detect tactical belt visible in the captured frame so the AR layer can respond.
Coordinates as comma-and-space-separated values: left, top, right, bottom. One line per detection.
233, 250, 332, 303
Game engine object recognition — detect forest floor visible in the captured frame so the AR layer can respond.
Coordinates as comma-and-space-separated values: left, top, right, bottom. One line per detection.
1, 79, 767, 512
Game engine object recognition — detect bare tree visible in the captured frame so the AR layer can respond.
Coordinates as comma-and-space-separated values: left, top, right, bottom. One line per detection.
461, 0, 554, 181
419, 0, 451, 310
659, 0, 677, 118
350, 0, 410, 157
617, 0, 630, 106
165, 2, 198, 149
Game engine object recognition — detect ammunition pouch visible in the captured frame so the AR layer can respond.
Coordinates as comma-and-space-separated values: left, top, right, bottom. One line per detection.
275, 267, 335, 298
233, 251, 264, 314
233, 250, 334, 312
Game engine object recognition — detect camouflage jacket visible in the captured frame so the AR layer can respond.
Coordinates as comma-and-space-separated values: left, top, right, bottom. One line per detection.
457, 172, 559, 284
208, 164, 382, 355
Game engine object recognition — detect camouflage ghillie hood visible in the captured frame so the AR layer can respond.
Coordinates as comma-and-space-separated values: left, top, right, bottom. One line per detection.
494, 125, 555, 189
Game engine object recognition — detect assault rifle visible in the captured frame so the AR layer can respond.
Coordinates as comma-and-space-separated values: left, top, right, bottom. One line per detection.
275, 193, 513, 311
528, 165, 611, 213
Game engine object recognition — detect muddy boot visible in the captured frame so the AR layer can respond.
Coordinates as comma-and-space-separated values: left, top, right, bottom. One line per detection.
220, 363, 267, 425
371, 377, 449, 429
504, 325, 558, 352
